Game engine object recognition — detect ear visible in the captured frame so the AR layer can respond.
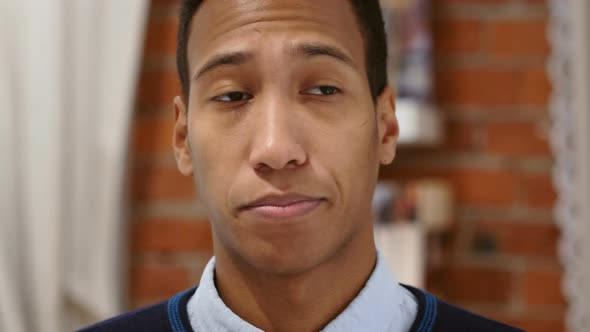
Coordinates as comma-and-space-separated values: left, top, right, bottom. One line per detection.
173, 96, 194, 176
375, 86, 399, 165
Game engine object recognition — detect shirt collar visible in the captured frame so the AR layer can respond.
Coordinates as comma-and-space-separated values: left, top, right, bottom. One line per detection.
187, 251, 417, 332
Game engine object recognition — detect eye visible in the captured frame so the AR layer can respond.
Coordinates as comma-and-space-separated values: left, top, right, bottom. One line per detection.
303, 86, 341, 96
213, 91, 253, 102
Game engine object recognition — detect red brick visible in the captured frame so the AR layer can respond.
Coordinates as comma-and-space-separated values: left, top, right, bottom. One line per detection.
130, 265, 190, 300
523, 268, 566, 306
131, 165, 196, 202
450, 169, 517, 206
487, 19, 549, 57
433, 19, 482, 54
132, 114, 176, 155
143, 18, 178, 56
444, 120, 484, 151
516, 66, 551, 106
381, 165, 448, 181
136, 71, 181, 106
443, 264, 513, 303
522, 174, 557, 208
473, 221, 559, 257
435, 68, 517, 106
436, 65, 551, 108
385, 168, 517, 206
484, 121, 550, 157
132, 219, 213, 252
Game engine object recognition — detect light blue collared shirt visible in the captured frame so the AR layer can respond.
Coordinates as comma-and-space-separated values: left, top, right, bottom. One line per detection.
187, 252, 418, 331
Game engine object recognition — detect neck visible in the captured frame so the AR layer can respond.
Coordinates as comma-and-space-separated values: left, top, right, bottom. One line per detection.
214, 226, 377, 332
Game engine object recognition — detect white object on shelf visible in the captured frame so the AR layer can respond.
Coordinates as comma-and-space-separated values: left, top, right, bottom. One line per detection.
374, 222, 426, 288
415, 180, 453, 232
396, 98, 443, 146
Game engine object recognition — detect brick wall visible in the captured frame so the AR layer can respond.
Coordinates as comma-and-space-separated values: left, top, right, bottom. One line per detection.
384, 1, 563, 331
129, 0, 564, 330
129, 0, 211, 309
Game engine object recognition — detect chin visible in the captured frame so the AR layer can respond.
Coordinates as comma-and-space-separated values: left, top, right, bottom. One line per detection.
239, 232, 352, 276
216, 206, 370, 276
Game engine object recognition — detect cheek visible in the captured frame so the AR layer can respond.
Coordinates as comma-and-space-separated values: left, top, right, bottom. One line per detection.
188, 121, 240, 209
343, 128, 379, 187
314, 115, 380, 205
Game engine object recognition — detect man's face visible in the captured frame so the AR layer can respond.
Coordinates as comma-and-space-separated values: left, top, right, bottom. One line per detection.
173, 0, 398, 274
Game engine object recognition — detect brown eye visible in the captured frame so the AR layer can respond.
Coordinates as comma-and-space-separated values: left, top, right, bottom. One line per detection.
213, 91, 253, 102
303, 86, 341, 96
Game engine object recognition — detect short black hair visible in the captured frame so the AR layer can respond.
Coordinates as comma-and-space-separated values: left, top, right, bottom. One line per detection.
176, 0, 388, 102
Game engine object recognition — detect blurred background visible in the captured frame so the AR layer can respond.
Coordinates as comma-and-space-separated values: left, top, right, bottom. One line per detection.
1, 0, 589, 331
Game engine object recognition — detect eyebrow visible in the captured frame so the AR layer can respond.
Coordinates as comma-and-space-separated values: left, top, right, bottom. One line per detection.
290, 42, 356, 70
193, 42, 356, 81
193, 51, 254, 81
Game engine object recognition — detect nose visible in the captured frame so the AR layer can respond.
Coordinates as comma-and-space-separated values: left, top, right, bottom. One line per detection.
248, 96, 307, 172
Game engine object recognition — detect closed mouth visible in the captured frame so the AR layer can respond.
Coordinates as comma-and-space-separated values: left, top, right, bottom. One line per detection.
239, 194, 325, 219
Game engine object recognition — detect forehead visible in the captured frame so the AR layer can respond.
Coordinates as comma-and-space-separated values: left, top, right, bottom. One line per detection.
187, 0, 366, 75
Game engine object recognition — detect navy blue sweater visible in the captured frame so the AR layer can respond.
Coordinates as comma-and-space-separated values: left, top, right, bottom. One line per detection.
79, 285, 524, 331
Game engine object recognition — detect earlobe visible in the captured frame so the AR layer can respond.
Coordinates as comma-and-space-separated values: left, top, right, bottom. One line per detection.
376, 86, 399, 165
173, 96, 194, 176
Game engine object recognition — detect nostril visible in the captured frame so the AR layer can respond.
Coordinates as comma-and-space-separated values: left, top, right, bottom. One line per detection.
285, 159, 301, 169
253, 159, 303, 172
254, 162, 272, 172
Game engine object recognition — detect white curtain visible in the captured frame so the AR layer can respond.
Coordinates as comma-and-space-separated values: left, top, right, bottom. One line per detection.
0, 1, 149, 331
548, 0, 590, 330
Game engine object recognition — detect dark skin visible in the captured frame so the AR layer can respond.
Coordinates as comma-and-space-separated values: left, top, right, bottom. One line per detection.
172, 0, 399, 331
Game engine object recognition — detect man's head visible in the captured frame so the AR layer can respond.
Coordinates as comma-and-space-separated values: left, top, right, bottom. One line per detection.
172, 0, 399, 275
176, 0, 389, 103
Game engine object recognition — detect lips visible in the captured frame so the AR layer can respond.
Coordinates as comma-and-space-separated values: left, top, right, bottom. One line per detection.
239, 194, 324, 219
